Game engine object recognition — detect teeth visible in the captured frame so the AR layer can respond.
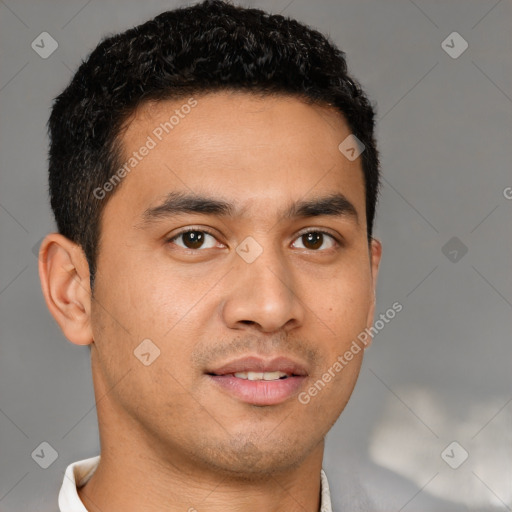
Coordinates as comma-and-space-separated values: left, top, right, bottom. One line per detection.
234, 371, 288, 381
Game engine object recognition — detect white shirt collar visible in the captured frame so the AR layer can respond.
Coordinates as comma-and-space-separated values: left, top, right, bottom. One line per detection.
58, 456, 99, 512
58, 455, 333, 512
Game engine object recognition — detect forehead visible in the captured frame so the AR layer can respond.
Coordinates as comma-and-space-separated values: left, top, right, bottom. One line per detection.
103, 91, 366, 226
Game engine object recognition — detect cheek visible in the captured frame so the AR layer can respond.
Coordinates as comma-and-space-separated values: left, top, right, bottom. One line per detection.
95, 249, 195, 339
315, 266, 373, 342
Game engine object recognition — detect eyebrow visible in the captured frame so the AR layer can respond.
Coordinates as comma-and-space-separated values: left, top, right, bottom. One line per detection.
139, 191, 359, 226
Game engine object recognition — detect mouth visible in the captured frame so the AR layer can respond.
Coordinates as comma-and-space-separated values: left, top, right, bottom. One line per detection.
205, 356, 308, 406
224, 371, 291, 381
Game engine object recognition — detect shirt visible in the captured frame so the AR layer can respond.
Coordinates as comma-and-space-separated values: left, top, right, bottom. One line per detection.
58, 455, 333, 512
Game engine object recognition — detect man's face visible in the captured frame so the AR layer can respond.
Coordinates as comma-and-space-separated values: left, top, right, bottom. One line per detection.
90, 91, 381, 476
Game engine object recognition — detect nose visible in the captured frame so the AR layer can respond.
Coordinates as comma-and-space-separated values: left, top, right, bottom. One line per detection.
221, 238, 305, 334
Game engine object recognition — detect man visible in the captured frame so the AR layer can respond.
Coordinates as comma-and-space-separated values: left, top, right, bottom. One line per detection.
38, 0, 382, 510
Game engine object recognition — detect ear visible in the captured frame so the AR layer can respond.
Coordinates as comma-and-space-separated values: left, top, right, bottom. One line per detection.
364, 237, 382, 348
38, 233, 93, 346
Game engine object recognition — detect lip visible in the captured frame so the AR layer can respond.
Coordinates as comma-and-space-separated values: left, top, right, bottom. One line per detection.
207, 356, 308, 376
206, 356, 308, 406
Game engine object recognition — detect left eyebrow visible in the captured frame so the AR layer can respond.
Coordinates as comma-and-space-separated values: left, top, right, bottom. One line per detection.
138, 191, 359, 227
284, 193, 359, 224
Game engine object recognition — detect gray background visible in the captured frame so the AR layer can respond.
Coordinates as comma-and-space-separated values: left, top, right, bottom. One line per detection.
1, 0, 511, 510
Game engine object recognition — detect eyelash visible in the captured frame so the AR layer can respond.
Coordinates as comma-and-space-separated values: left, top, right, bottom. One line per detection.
165, 227, 342, 252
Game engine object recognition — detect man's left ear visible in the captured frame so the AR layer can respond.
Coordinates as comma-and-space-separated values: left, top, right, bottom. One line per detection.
365, 238, 382, 346
38, 233, 93, 346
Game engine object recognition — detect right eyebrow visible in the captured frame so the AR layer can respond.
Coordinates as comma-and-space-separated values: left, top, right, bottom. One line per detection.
139, 192, 236, 225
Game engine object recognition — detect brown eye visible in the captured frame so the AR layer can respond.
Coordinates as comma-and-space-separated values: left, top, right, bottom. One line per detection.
182, 231, 205, 249
292, 231, 337, 251
302, 232, 323, 250
168, 230, 219, 250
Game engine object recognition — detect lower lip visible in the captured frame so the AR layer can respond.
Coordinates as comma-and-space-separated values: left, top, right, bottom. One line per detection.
207, 375, 307, 406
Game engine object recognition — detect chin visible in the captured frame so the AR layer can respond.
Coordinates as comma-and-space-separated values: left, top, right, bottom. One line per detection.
193, 434, 317, 479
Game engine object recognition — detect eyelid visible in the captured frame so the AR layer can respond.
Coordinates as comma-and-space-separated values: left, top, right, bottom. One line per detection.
168, 226, 219, 238
295, 227, 341, 243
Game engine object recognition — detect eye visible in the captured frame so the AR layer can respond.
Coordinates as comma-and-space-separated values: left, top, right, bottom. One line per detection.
291, 230, 338, 251
167, 229, 222, 250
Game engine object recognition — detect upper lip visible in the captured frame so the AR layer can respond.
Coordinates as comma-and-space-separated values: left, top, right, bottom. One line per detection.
207, 356, 308, 376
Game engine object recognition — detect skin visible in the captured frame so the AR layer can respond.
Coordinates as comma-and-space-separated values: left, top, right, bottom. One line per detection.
39, 91, 381, 512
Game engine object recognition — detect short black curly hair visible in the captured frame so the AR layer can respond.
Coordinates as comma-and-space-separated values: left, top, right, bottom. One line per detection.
48, 0, 380, 289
